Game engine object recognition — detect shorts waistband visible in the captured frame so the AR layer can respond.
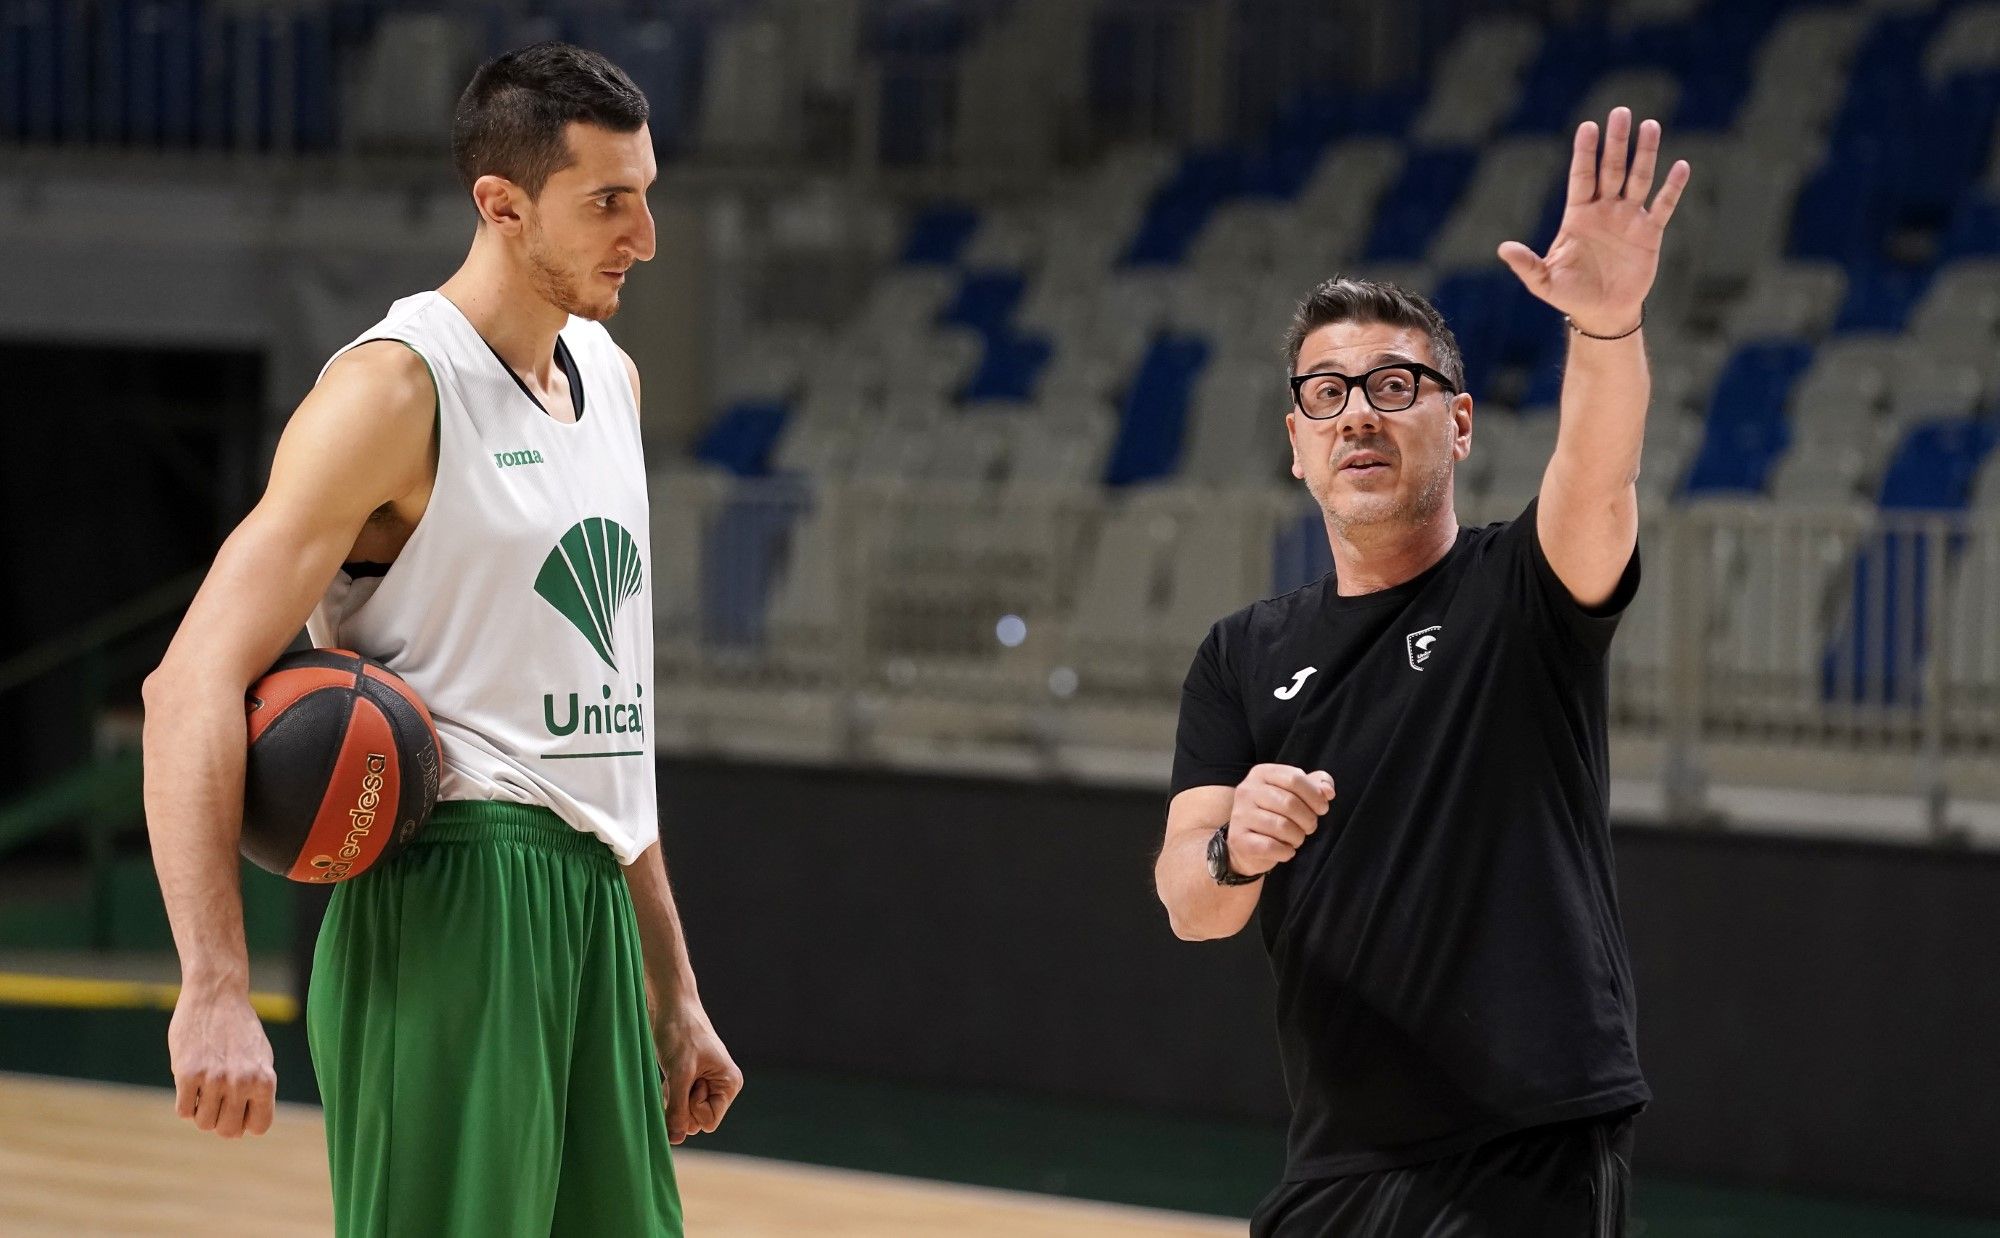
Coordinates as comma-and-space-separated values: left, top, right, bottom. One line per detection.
416, 800, 611, 859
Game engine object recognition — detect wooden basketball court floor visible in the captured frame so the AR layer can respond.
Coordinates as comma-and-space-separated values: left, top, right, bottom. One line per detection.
0, 1072, 1244, 1236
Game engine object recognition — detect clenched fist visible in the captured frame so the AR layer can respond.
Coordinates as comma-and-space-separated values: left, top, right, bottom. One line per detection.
168, 986, 277, 1139
1228, 764, 1336, 876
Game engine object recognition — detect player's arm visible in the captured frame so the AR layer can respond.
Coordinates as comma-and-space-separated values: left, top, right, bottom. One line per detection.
140, 342, 436, 1138
1496, 106, 1690, 606
1156, 768, 1334, 941
624, 845, 742, 1144
612, 341, 744, 1143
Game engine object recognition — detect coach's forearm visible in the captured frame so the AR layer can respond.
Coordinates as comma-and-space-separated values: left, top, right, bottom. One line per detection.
140, 673, 253, 993
1155, 830, 1261, 941
1552, 325, 1649, 491
625, 842, 701, 1011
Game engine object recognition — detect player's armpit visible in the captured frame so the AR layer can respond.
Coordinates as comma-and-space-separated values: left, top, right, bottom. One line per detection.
148, 341, 437, 695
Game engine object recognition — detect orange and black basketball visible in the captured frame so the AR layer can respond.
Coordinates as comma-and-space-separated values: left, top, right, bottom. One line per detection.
240, 648, 441, 883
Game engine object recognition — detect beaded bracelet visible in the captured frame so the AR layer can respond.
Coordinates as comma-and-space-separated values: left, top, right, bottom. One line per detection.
1565, 308, 1644, 340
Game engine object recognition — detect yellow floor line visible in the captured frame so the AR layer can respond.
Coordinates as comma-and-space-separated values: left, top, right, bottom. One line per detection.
0, 973, 297, 1022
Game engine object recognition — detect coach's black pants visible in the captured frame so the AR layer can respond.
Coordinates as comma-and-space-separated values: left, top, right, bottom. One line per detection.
1250, 1112, 1636, 1238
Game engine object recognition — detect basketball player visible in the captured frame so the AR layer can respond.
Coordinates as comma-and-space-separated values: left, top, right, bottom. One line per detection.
1154, 109, 1689, 1235
140, 44, 736, 1234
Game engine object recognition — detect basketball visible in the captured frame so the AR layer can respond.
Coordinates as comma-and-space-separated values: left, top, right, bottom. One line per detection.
240, 648, 442, 883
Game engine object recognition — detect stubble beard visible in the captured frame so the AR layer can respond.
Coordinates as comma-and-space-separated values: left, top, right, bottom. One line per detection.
525, 219, 619, 322
1311, 448, 1453, 539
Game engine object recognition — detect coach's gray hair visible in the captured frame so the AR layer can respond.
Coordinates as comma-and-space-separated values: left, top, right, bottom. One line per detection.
1282, 277, 1465, 393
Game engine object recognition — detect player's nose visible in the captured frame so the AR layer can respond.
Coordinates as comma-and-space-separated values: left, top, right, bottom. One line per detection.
1335, 401, 1381, 438
628, 196, 657, 264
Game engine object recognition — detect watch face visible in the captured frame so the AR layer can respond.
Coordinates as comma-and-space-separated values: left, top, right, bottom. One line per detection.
1206, 826, 1230, 880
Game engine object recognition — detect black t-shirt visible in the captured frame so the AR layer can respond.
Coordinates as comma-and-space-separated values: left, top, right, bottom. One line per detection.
1171, 499, 1650, 1180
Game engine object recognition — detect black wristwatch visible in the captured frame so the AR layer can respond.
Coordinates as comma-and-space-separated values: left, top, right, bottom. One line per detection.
1206, 824, 1263, 886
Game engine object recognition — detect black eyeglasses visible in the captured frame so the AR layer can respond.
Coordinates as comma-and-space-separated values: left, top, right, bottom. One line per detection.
1289, 362, 1459, 420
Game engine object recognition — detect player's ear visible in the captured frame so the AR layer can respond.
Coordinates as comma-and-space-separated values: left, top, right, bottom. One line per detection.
1286, 411, 1306, 480
1451, 393, 1474, 462
472, 174, 526, 233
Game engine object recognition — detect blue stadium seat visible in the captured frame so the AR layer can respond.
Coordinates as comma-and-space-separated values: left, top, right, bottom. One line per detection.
1793, 9, 1990, 266
1790, 143, 1888, 264
866, 1, 971, 166
1670, 0, 1784, 131
1831, 263, 1930, 335
701, 480, 810, 649
1877, 419, 2000, 512
938, 270, 1025, 336
1941, 196, 2000, 259
1361, 147, 1476, 262
1103, 335, 1210, 487
293, 9, 338, 151
51, 0, 86, 143
19, 0, 56, 142
1121, 97, 1388, 267
1891, 71, 2000, 236
695, 401, 792, 477
1820, 529, 1942, 707
252, 10, 277, 150
1124, 148, 1243, 267
937, 269, 1051, 403
1429, 272, 1553, 403
1520, 331, 1569, 408
961, 333, 1051, 403
126, 0, 190, 147
1680, 342, 1815, 496
1085, 9, 1142, 133
901, 204, 980, 266
196, 7, 238, 150
1505, 22, 1609, 135
1822, 420, 2000, 703
161, 1, 205, 148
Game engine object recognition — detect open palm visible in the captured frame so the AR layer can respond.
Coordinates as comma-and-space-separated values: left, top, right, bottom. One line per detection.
1499, 107, 1691, 336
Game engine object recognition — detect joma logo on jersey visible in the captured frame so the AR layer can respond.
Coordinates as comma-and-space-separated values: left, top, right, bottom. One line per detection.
494, 449, 544, 468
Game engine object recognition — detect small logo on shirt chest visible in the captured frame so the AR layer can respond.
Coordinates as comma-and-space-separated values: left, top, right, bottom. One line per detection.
1274, 667, 1318, 700
1406, 625, 1442, 671
494, 449, 545, 468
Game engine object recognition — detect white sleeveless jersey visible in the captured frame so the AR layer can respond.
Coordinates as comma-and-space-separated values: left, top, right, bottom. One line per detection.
305, 291, 657, 863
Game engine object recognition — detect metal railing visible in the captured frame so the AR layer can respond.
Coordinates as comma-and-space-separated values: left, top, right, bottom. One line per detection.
652, 475, 2000, 826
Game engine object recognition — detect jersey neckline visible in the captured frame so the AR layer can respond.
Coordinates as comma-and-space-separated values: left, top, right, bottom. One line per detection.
431, 291, 587, 426
1318, 525, 1474, 616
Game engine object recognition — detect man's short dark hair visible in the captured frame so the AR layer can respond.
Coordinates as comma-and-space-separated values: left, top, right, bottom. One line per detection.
451, 42, 648, 200
1283, 277, 1465, 393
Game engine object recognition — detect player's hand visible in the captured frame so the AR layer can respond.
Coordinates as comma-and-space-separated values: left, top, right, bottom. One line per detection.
1228, 764, 1336, 876
167, 985, 277, 1139
1497, 107, 1691, 336
655, 1001, 743, 1145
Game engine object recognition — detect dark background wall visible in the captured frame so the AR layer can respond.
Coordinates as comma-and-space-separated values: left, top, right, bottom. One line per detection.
1, 342, 262, 796
658, 757, 2000, 1215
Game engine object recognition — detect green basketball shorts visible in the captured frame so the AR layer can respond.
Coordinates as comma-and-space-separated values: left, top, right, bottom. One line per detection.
307, 800, 682, 1236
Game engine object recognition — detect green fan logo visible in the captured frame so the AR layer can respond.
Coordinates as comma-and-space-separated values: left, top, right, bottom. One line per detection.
533, 518, 645, 672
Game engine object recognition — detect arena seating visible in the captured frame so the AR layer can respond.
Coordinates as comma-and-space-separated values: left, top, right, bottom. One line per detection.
687, 0, 2000, 729
12, 0, 1997, 757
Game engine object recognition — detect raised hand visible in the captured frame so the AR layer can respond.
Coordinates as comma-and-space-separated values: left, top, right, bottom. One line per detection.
1497, 107, 1691, 337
